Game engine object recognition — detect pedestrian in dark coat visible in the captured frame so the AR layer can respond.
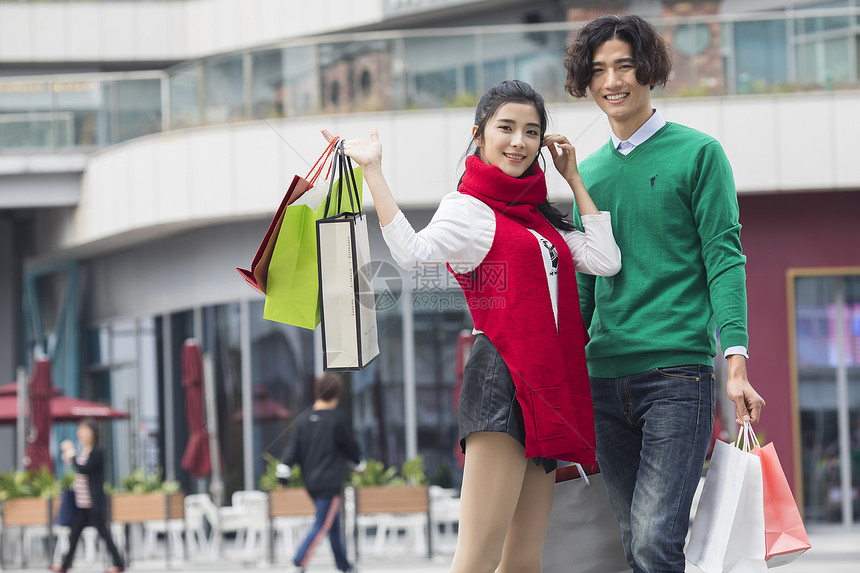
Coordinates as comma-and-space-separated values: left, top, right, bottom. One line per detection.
52, 418, 124, 573
282, 373, 361, 573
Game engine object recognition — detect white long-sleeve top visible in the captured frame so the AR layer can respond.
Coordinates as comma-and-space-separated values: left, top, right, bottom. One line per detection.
380, 192, 622, 324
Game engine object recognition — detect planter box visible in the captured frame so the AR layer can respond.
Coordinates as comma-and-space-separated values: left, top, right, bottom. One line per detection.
1, 497, 50, 527
110, 492, 184, 523
355, 485, 429, 515
353, 485, 432, 558
268, 488, 315, 517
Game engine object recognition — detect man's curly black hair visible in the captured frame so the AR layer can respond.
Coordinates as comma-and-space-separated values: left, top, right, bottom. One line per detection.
564, 14, 672, 98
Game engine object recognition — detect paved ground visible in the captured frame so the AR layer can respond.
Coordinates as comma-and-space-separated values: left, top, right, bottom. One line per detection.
1, 524, 856, 572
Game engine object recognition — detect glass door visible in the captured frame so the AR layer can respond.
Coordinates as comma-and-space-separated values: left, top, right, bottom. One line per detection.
793, 272, 860, 524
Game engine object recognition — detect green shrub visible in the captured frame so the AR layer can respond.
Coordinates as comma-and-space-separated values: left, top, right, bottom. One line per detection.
401, 456, 428, 486
114, 468, 180, 494
0, 468, 61, 500
349, 456, 427, 487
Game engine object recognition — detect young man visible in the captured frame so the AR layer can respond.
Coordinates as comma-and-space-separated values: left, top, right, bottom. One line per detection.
281, 373, 361, 573
563, 14, 765, 572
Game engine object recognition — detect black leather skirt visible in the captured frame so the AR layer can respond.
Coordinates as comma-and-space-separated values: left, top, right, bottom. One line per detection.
458, 334, 557, 474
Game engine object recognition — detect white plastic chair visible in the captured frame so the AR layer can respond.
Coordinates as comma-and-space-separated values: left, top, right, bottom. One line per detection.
21, 524, 50, 563
272, 514, 315, 560
142, 517, 184, 559
183, 493, 210, 556
429, 486, 459, 555
194, 492, 246, 558
231, 490, 269, 561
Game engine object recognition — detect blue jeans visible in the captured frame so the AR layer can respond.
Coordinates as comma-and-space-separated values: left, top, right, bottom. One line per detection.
591, 365, 715, 573
293, 494, 351, 571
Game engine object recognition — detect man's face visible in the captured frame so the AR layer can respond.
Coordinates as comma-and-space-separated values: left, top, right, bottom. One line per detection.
588, 38, 653, 134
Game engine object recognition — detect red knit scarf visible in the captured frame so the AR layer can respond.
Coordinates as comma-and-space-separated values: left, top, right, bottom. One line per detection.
459, 155, 549, 227
452, 155, 595, 463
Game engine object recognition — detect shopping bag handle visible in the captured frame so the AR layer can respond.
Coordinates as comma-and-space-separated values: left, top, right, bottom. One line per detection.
322, 139, 360, 218
306, 136, 340, 188
339, 141, 360, 214
733, 420, 761, 452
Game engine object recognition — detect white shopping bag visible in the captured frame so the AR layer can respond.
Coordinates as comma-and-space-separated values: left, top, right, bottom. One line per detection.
315, 141, 379, 371
543, 466, 629, 573
687, 424, 767, 573
316, 211, 380, 370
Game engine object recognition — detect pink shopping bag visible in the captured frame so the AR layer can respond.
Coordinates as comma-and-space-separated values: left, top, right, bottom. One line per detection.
750, 442, 811, 567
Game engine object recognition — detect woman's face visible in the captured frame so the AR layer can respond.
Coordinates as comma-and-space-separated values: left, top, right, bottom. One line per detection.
473, 102, 542, 178
77, 424, 94, 447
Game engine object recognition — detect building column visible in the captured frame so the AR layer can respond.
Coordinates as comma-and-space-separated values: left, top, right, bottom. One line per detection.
240, 298, 254, 491
162, 314, 176, 481
401, 286, 417, 461
0, 216, 20, 469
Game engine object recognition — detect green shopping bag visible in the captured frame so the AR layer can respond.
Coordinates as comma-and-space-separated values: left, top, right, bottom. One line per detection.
263, 145, 363, 329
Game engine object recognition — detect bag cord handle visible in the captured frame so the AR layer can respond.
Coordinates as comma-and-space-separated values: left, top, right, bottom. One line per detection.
306, 136, 340, 188
734, 420, 761, 452
322, 138, 360, 219
339, 140, 359, 214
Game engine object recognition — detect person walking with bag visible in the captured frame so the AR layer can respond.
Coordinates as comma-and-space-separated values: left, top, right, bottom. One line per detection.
282, 373, 361, 573
324, 79, 621, 573
52, 418, 124, 573
562, 15, 766, 572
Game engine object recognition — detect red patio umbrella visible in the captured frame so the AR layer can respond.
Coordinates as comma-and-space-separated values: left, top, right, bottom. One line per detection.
0, 381, 58, 395
180, 340, 212, 478
0, 385, 129, 423
231, 385, 292, 422
25, 359, 53, 472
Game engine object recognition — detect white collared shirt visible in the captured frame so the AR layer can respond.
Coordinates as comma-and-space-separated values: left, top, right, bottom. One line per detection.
609, 109, 749, 360
611, 109, 666, 155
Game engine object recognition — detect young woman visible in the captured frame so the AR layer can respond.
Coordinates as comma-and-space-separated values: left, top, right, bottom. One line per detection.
324, 79, 621, 572
53, 419, 125, 573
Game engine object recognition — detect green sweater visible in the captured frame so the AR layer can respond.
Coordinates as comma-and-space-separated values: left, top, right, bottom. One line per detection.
575, 122, 748, 378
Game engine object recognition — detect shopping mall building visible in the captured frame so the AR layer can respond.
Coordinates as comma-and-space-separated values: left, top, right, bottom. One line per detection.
0, 0, 857, 525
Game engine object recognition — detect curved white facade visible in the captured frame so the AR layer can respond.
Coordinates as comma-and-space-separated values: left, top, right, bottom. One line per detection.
0, 0, 384, 63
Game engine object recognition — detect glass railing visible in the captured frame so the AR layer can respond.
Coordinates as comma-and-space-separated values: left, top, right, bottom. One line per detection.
1, 7, 858, 153
0, 73, 163, 152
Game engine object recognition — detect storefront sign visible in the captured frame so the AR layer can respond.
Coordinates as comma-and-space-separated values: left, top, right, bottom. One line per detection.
0, 81, 95, 94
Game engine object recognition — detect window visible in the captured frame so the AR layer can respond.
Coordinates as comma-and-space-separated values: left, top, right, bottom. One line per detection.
203, 55, 246, 123
793, 272, 860, 524
84, 317, 161, 489
169, 64, 201, 129
248, 300, 315, 485
732, 19, 789, 93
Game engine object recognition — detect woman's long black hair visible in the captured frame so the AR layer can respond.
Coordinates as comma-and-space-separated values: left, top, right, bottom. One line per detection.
78, 417, 100, 445
462, 79, 576, 232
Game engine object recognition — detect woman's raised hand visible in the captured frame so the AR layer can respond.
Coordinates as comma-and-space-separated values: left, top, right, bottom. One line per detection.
544, 134, 580, 184
545, 133, 599, 216
322, 128, 397, 225
321, 128, 383, 172
61, 440, 76, 463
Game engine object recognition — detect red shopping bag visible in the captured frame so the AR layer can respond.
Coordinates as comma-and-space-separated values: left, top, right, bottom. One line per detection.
751, 442, 811, 567
236, 138, 339, 294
